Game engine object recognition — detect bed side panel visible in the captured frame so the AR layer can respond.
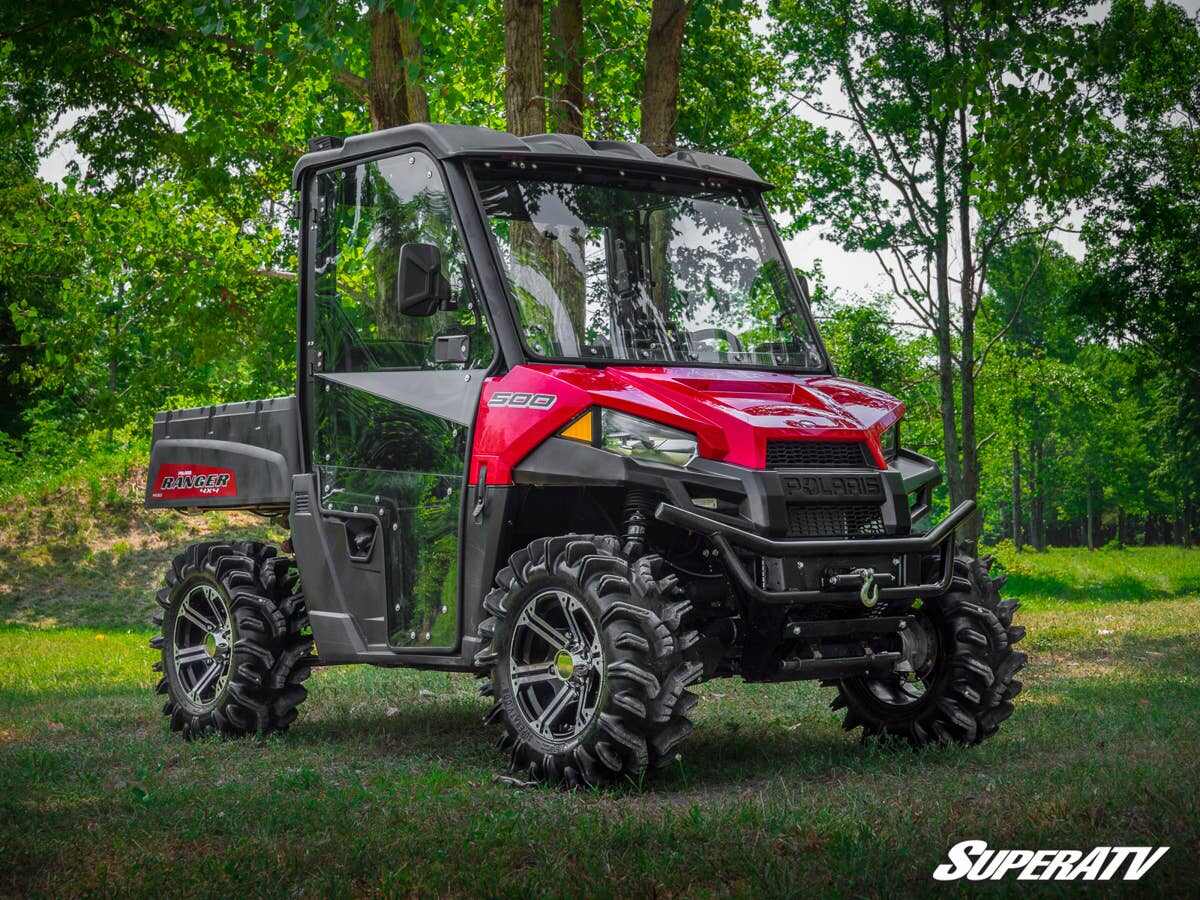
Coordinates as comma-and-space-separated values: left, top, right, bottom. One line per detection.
145, 396, 300, 510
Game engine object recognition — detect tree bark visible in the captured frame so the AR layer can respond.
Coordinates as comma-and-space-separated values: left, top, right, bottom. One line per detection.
504, 0, 546, 136
1030, 437, 1044, 551
397, 15, 430, 123
550, 0, 584, 136
933, 136, 963, 515
1011, 442, 1022, 550
1086, 486, 1095, 551
368, 8, 409, 130
956, 105, 980, 550
639, 0, 689, 155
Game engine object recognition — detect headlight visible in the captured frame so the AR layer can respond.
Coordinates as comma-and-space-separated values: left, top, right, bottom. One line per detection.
599, 409, 697, 468
879, 420, 900, 462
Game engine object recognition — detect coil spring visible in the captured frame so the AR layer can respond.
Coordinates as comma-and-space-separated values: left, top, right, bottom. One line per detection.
621, 488, 656, 559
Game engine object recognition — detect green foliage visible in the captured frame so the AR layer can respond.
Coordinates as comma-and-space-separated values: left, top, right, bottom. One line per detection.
1, 173, 295, 460
767, 0, 1103, 256
1071, 0, 1200, 504
0, 1, 1195, 548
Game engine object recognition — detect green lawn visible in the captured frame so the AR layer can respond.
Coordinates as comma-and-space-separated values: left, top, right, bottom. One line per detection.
2, 540, 1199, 897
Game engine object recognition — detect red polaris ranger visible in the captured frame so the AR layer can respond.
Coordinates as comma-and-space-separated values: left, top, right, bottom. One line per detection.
145, 125, 1025, 786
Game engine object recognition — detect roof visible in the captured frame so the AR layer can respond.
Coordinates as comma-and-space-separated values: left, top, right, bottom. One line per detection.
291, 123, 769, 189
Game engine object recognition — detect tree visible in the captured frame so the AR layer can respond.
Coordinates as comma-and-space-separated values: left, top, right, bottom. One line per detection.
640, 0, 690, 154
1073, 0, 1200, 542
549, 0, 584, 135
504, 0, 545, 136
770, 0, 1102, 547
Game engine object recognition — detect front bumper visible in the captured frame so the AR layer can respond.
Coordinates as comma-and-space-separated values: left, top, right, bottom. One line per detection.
656, 499, 976, 604
513, 437, 961, 604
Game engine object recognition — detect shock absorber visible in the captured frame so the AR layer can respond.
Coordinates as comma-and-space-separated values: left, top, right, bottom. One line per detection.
621, 488, 656, 559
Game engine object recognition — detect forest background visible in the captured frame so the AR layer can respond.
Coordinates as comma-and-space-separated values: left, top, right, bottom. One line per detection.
1, 0, 1197, 551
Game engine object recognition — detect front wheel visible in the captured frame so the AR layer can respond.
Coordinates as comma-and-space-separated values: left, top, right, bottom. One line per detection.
474, 535, 704, 787
833, 554, 1026, 745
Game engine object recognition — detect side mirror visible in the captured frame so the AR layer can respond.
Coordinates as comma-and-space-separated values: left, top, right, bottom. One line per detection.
396, 242, 451, 317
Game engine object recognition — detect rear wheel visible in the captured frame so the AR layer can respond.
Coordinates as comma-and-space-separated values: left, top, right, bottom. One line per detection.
150, 541, 315, 738
833, 553, 1026, 745
475, 535, 704, 787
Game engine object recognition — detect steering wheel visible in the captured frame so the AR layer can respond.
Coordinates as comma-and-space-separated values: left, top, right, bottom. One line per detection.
688, 328, 743, 354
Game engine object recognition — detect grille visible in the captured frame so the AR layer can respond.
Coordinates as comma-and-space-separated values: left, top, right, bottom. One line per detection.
787, 503, 885, 537
766, 440, 871, 469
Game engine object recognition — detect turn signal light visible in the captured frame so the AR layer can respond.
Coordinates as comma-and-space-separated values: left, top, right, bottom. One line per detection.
559, 410, 595, 443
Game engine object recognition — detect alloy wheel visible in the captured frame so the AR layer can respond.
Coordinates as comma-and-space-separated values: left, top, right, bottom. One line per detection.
171, 582, 233, 709
507, 589, 605, 745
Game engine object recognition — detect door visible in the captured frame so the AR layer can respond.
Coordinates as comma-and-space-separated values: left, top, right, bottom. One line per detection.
307, 149, 495, 651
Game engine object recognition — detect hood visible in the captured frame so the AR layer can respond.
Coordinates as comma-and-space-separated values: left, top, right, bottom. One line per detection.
527, 364, 904, 470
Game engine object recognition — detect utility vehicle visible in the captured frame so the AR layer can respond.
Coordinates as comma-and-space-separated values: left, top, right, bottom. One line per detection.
146, 124, 1025, 786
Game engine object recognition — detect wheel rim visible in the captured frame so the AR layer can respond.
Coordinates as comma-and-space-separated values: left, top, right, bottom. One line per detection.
856, 611, 942, 711
172, 583, 233, 709
508, 589, 604, 745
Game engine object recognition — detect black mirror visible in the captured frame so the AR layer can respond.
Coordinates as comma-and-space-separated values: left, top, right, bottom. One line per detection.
396, 242, 450, 317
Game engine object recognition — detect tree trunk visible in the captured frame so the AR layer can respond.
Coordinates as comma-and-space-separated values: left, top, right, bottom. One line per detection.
550, 0, 584, 135
1117, 505, 1126, 548
1011, 442, 1022, 550
1030, 437, 1044, 551
504, 0, 546, 136
935, 237, 963, 511
397, 15, 430, 123
956, 105, 980, 551
639, 0, 689, 155
929, 113, 963, 522
368, 8, 409, 129
1086, 486, 1095, 551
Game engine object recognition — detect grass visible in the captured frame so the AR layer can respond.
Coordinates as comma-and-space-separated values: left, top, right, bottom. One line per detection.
2, 485, 1199, 897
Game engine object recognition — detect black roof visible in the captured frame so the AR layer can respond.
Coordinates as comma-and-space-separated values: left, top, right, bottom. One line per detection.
292, 123, 769, 189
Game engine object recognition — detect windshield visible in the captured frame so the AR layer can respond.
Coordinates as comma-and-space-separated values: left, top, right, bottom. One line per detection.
473, 165, 825, 370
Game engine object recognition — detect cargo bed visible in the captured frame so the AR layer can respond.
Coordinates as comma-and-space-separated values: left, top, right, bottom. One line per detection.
144, 396, 301, 512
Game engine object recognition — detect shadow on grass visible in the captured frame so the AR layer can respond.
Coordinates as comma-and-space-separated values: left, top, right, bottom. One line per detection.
1041, 631, 1200, 681
1004, 571, 1175, 604
0, 523, 277, 630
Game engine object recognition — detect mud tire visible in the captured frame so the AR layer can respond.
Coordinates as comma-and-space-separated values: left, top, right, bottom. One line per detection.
833, 553, 1026, 745
475, 534, 704, 787
151, 541, 315, 739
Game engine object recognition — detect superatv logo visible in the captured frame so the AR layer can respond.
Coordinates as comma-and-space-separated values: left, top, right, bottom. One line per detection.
933, 840, 1168, 882
151, 464, 238, 500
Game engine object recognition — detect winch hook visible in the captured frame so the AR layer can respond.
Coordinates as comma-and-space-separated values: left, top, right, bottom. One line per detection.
855, 568, 880, 608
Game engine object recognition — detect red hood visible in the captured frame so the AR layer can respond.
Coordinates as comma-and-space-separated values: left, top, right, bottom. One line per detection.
471, 364, 905, 483
525, 364, 902, 470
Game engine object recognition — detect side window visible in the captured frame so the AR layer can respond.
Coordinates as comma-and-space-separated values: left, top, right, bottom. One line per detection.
313, 151, 494, 371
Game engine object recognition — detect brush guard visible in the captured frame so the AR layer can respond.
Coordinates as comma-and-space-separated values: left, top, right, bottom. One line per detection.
654, 499, 976, 605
